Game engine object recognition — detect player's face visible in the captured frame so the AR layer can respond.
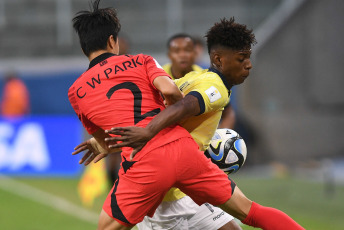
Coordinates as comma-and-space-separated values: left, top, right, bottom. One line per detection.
168, 37, 196, 72
220, 49, 252, 86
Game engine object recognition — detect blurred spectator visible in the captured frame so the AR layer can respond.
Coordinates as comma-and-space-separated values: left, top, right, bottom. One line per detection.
1, 72, 30, 116
193, 36, 209, 68
163, 33, 202, 80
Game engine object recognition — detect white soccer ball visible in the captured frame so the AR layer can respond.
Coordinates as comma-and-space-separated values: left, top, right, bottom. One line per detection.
204, 128, 247, 174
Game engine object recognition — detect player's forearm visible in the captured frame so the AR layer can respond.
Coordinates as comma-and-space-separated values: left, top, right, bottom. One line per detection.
146, 95, 200, 137
162, 89, 184, 106
153, 75, 183, 105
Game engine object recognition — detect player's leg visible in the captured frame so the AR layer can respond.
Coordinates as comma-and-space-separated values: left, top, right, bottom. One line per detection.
137, 195, 241, 230
217, 186, 251, 221
136, 195, 195, 230
176, 138, 304, 230
218, 221, 241, 230
188, 202, 241, 230
98, 209, 133, 230
106, 153, 122, 185
219, 186, 305, 230
99, 143, 179, 229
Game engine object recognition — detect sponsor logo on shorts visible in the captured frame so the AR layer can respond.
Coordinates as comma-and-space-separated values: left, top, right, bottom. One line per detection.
213, 212, 224, 221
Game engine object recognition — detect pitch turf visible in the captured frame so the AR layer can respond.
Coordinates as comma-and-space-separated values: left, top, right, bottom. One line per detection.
1, 175, 342, 230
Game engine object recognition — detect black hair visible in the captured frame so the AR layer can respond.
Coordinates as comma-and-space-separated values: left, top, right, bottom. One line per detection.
166, 33, 195, 48
205, 17, 256, 54
72, 0, 121, 56
193, 36, 205, 48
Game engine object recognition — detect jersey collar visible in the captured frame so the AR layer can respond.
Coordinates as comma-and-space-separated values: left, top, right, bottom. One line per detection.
208, 67, 231, 90
88, 53, 117, 70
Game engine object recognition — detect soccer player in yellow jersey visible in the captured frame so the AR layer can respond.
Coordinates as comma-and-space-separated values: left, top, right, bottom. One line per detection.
103, 18, 304, 230
137, 68, 241, 229
140, 34, 241, 229
162, 33, 203, 80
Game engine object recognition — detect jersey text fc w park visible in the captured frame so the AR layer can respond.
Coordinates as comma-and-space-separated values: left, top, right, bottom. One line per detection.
68, 53, 191, 160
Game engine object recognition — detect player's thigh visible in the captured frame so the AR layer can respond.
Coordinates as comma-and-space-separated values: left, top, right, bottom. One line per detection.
98, 209, 133, 230
177, 150, 234, 206
188, 203, 236, 230
136, 216, 189, 230
136, 196, 198, 230
218, 220, 242, 230
103, 146, 177, 225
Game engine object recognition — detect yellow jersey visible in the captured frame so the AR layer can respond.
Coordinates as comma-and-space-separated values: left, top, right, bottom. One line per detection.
163, 68, 231, 201
162, 63, 203, 80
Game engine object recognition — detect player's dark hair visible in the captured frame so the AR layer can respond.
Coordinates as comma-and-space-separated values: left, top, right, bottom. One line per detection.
72, 0, 121, 56
205, 17, 256, 54
167, 33, 195, 48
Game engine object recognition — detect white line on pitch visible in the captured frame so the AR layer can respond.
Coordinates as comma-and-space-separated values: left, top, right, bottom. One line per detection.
0, 175, 99, 224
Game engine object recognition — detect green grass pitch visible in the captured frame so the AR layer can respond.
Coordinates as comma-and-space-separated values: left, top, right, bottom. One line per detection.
1, 175, 343, 230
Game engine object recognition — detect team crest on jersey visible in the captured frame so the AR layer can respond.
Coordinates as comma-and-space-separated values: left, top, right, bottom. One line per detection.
205, 86, 221, 103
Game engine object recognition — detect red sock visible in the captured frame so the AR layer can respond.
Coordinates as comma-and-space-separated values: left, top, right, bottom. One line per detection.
242, 202, 305, 230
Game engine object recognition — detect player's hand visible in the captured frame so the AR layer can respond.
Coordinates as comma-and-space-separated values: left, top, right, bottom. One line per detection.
105, 126, 152, 160
72, 139, 107, 166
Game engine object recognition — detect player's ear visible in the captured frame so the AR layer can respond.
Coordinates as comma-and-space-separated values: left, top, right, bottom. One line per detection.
108, 35, 114, 48
108, 35, 119, 54
211, 51, 222, 69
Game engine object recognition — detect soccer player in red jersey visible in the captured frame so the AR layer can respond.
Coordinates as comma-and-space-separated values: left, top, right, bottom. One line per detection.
69, 1, 305, 229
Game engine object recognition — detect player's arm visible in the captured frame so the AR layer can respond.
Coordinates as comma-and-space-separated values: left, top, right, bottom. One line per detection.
72, 129, 120, 165
218, 104, 236, 129
153, 75, 183, 105
105, 93, 201, 159
144, 93, 200, 134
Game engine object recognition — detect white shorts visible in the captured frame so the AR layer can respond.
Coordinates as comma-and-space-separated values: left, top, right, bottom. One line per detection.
136, 196, 234, 230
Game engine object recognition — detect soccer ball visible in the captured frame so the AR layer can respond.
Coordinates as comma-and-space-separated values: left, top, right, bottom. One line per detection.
204, 128, 247, 174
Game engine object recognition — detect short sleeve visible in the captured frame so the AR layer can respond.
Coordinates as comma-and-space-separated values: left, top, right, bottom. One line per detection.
144, 55, 171, 85
187, 80, 229, 115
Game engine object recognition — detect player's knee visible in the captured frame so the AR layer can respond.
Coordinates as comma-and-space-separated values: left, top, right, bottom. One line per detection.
97, 210, 110, 230
219, 187, 252, 221
97, 210, 130, 230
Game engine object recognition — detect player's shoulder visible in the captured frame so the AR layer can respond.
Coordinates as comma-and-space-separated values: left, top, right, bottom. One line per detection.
162, 63, 171, 71
162, 63, 172, 76
68, 71, 86, 93
133, 53, 155, 61
185, 69, 224, 85
135, 53, 164, 67
192, 64, 203, 72
120, 53, 152, 62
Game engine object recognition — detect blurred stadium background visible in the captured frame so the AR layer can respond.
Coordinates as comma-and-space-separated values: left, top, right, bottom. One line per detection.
0, 0, 343, 229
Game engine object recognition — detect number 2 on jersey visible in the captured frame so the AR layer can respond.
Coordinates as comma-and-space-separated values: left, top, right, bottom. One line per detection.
106, 82, 160, 125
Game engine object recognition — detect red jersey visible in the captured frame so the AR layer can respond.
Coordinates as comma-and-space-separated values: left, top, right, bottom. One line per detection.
68, 53, 191, 159
69, 54, 235, 227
